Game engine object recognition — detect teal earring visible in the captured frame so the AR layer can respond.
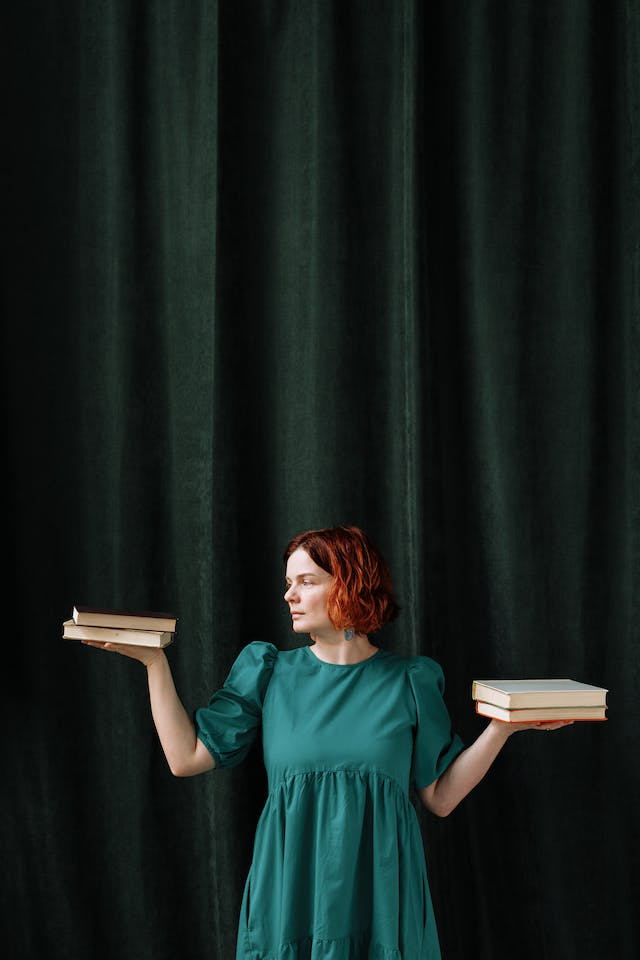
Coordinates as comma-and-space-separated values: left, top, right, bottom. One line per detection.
344, 629, 354, 641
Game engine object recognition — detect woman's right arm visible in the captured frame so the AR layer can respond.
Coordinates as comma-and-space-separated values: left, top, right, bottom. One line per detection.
82, 641, 216, 777
146, 651, 216, 776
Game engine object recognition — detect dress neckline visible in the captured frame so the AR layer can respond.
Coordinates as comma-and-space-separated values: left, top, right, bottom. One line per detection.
305, 644, 382, 668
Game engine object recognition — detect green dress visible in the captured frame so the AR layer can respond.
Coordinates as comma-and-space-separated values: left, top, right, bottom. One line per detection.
194, 641, 464, 959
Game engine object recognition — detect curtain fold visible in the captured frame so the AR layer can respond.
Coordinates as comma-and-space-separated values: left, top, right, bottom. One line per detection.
3, 2, 637, 958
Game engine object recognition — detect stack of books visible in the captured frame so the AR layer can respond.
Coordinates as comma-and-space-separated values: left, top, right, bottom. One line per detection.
472, 678, 608, 722
63, 605, 177, 648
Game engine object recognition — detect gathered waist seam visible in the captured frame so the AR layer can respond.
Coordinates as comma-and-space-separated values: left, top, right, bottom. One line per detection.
268, 767, 408, 798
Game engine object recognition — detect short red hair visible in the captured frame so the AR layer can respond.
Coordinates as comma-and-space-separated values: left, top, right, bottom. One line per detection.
283, 525, 400, 635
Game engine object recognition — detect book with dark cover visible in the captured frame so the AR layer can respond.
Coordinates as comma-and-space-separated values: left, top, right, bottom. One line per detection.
72, 606, 177, 632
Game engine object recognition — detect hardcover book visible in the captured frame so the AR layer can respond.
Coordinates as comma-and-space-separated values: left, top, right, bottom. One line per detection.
72, 606, 177, 633
475, 701, 607, 722
63, 620, 175, 648
471, 678, 608, 709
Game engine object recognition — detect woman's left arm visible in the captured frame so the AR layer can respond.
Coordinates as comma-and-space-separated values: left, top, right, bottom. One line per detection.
419, 718, 574, 817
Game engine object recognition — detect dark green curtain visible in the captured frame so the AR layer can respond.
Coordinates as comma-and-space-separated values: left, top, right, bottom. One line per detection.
3, 1, 638, 957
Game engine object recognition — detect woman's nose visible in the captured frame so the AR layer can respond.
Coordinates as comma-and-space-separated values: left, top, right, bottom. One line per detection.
284, 584, 297, 602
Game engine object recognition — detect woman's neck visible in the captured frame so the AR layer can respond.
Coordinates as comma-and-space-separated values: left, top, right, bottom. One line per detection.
308, 631, 378, 665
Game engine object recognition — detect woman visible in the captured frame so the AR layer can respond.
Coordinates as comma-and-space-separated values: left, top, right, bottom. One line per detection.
83, 525, 572, 959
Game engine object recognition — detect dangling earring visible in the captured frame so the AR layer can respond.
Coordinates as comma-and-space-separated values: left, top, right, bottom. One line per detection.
344, 629, 354, 641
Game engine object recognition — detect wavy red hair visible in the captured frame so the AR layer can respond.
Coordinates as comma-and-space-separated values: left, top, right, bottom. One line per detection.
283, 526, 400, 635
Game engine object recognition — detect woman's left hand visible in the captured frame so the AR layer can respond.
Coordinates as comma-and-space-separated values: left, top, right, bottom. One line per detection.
491, 718, 576, 737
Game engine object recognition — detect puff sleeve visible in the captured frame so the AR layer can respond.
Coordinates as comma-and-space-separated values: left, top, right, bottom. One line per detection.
408, 656, 465, 790
193, 641, 278, 769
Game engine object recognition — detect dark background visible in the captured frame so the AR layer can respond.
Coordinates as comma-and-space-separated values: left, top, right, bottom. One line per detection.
2, 2, 638, 958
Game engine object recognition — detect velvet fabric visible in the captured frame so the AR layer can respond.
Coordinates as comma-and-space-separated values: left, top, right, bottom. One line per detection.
2, 2, 638, 958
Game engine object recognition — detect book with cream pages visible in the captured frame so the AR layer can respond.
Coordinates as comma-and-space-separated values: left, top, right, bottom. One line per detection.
63, 619, 175, 648
475, 700, 607, 722
471, 678, 608, 710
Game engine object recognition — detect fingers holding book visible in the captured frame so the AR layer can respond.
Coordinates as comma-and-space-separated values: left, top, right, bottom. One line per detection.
489, 718, 576, 737
472, 678, 608, 726
63, 606, 177, 667
533, 720, 576, 731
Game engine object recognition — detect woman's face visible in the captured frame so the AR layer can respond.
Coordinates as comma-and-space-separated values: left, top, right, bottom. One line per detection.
284, 549, 335, 637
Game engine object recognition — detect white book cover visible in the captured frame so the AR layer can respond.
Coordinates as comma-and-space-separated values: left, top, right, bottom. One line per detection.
471, 678, 608, 708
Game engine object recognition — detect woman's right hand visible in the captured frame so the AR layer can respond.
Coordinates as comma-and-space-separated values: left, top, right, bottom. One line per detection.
81, 639, 166, 668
